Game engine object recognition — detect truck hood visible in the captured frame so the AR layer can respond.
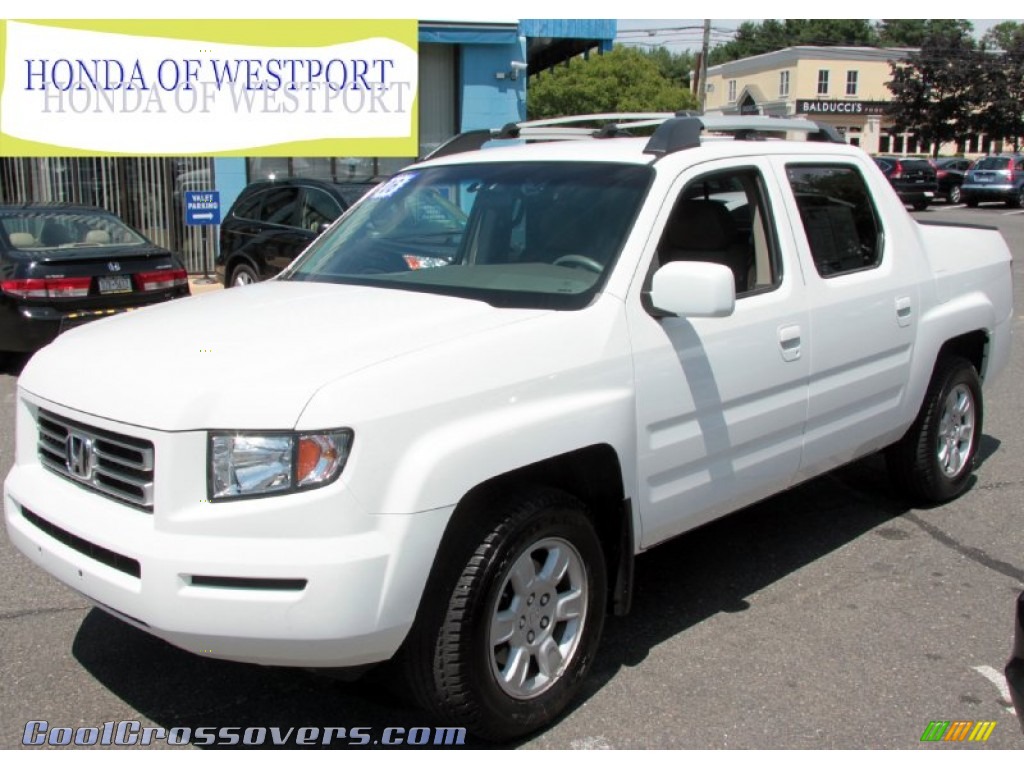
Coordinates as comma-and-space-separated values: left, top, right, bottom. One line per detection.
20, 282, 546, 431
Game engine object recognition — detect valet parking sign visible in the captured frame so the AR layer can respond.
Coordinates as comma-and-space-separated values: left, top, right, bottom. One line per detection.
0, 19, 419, 156
184, 191, 220, 226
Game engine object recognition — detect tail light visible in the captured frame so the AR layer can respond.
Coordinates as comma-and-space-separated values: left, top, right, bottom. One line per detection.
135, 268, 188, 292
891, 161, 903, 179
1, 277, 91, 298
936, 170, 948, 178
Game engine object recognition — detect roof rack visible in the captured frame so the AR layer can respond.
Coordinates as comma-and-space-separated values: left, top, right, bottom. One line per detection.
421, 112, 844, 161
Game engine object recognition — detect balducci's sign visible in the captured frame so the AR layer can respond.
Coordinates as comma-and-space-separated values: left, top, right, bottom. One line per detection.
796, 99, 888, 116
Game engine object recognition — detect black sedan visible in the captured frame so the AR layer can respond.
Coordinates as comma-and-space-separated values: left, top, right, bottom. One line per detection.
0, 204, 190, 356
929, 157, 971, 204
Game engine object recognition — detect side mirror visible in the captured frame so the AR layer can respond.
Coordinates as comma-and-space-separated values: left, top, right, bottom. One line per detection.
647, 261, 735, 318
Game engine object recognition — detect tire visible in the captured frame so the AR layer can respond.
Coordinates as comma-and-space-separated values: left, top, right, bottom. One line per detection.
229, 264, 258, 287
948, 185, 962, 205
886, 356, 983, 504
912, 200, 929, 212
400, 488, 607, 742
1011, 188, 1024, 209
966, 198, 979, 208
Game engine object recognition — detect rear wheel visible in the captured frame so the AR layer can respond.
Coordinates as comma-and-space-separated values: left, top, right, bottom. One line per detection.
948, 185, 962, 205
912, 200, 929, 211
966, 198, 979, 208
229, 264, 258, 287
400, 488, 607, 742
886, 356, 982, 504
1011, 188, 1024, 209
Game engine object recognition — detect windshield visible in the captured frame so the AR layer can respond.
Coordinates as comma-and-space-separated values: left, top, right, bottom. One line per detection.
281, 162, 653, 309
1, 210, 148, 252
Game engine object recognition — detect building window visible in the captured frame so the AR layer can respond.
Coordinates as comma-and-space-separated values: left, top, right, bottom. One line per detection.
728, 80, 737, 102
846, 70, 858, 96
817, 70, 829, 95
779, 70, 790, 97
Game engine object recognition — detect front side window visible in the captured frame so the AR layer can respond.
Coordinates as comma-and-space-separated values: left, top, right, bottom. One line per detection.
281, 162, 653, 310
846, 70, 858, 96
300, 188, 343, 232
817, 69, 830, 95
657, 167, 780, 296
786, 164, 883, 278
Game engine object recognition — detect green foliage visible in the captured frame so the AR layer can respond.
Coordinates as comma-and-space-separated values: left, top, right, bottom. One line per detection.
527, 47, 698, 119
878, 19, 974, 47
709, 19, 879, 65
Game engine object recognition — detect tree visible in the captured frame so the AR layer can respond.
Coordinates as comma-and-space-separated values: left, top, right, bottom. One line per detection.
527, 47, 697, 119
976, 25, 1024, 151
886, 27, 984, 157
878, 19, 974, 47
709, 19, 879, 65
642, 46, 696, 89
982, 21, 1024, 51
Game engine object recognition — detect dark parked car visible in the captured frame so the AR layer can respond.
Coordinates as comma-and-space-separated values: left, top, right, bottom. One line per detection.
216, 178, 378, 287
872, 156, 938, 211
1008, 591, 1024, 734
960, 154, 1024, 208
0, 203, 189, 357
928, 157, 971, 204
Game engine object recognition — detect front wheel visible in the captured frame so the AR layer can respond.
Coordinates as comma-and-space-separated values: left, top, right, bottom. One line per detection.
886, 356, 983, 504
1011, 188, 1024, 209
401, 489, 607, 741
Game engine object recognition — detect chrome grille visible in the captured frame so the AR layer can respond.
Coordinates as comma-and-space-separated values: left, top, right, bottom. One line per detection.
37, 409, 154, 511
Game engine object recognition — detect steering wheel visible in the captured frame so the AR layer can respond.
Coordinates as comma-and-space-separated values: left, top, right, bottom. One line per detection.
552, 254, 603, 273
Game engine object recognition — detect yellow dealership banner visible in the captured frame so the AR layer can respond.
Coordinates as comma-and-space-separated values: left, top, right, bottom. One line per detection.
0, 19, 419, 156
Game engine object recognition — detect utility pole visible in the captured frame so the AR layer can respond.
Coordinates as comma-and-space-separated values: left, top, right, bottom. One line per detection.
699, 19, 711, 114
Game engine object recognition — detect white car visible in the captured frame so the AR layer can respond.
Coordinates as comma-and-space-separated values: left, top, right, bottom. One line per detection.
4, 114, 1014, 740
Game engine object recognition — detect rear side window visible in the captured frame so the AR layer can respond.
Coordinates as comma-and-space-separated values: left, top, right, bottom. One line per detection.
262, 187, 301, 226
786, 165, 883, 278
232, 191, 263, 220
300, 188, 343, 231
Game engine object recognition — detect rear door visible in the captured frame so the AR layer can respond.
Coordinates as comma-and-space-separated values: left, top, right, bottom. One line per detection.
777, 160, 921, 480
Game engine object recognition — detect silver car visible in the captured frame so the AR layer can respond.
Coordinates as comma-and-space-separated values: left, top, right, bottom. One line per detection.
961, 154, 1024, 208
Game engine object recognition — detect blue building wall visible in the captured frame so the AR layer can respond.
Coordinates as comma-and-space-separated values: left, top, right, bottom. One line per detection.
460, 41, 527, 131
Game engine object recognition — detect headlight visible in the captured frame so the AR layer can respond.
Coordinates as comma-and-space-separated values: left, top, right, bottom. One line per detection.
209, 430, 352, 500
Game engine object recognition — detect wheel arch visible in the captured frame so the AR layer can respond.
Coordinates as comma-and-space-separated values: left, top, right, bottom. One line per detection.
430, 444, 635, 618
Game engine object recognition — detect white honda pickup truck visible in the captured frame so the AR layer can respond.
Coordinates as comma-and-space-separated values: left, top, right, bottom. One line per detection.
4, 115, 1014, 740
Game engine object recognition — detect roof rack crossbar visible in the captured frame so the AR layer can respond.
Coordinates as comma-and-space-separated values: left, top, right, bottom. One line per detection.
644, 115, 844, 156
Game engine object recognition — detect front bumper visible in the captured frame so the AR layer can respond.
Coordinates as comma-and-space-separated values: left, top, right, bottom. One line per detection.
1006, 591, 1024, 734
3, 398, 452, 667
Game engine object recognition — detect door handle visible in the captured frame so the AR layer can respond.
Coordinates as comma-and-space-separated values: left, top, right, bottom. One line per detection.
778, 324, 802, 362
895, 296, 912, 327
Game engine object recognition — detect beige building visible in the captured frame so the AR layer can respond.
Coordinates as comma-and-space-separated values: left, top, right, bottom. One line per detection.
704, 46, 1000, 157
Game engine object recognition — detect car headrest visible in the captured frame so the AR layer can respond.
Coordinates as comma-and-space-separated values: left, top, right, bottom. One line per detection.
665, 199, 737, 251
